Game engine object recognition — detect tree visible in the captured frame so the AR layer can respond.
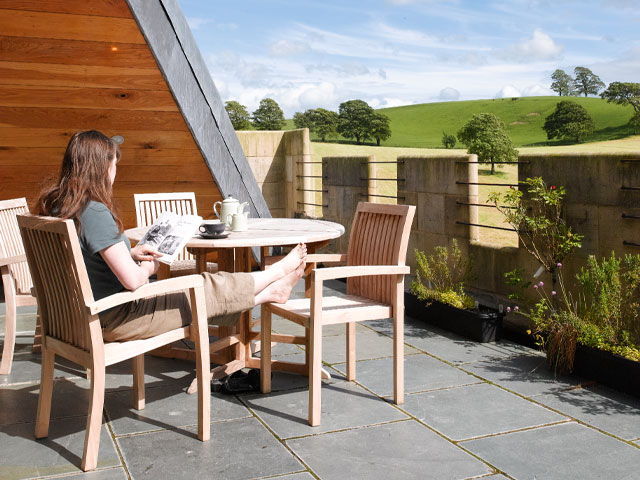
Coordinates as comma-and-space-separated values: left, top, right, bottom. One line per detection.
543, 100, 595, 143
224, 100, 252, 130
600, 81, 640, 114
572, 67, 605, 97
337, 99, 374, 144
629, 111, 640, 134
456, 113, 517, 174
252, 98, 285, 130
293, 108, 339, 141
311, 108, 339, 142
369, 112, 391, 146
550, 69, 574, 96
293, 110, 313, 129
442, 131, 456, 149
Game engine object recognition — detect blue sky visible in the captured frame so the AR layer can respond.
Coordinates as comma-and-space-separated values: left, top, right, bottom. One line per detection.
177, 0, 639, 116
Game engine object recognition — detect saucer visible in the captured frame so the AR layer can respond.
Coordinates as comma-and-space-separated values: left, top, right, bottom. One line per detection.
197, 231, 230, 239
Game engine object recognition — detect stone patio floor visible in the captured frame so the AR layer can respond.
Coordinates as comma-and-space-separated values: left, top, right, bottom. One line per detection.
1, 279, 639, 479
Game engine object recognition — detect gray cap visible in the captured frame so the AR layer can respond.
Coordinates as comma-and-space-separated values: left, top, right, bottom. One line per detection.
111, 135, 125, 145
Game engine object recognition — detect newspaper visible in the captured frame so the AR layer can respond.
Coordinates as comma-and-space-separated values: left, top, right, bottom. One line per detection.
137, 211, 202, 265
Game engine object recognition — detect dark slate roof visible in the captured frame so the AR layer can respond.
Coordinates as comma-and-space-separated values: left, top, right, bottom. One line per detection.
127, 0, 271, 220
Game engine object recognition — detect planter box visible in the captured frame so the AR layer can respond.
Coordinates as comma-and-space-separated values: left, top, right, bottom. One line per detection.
405, 292, 504, 343
573, 344, 640, 397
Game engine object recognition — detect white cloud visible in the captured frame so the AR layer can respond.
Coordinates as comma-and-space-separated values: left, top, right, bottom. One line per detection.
368, 97, 408, 109
500, 29, 563, 62
522, 84, 554, 96
305, 62, 370, 77
269, 39, 310, 57
438, 87, 461, 101
186, 17, 210, 30
495, 85, 521, 98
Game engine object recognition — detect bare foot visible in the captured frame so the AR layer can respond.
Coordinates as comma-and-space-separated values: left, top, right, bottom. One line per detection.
265, 262, 305, 304
276, 242, 307, 276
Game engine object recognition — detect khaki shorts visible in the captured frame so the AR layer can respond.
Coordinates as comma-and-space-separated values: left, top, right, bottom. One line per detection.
100, 271, 254, 342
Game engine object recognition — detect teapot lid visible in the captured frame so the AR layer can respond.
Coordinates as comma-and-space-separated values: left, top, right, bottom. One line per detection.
222, 195, 238, 203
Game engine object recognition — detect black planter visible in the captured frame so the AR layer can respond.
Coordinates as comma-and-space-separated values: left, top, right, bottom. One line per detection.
573, 344, 640, 397
405, 292, 504, 343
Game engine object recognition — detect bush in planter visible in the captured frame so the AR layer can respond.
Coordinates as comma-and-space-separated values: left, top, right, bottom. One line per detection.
490, 177, 584, 372
411, 239, 475, 309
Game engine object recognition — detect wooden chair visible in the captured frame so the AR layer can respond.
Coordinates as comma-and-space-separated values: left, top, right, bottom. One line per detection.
134, 192, 217, 279
0, 198, 38, 374
17, 214, 210, 471
259, 202, 415, 426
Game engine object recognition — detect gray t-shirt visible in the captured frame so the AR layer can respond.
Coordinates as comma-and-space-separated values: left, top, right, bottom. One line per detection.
78, 201, 131, 300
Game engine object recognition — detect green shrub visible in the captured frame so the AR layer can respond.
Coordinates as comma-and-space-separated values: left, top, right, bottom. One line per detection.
411, 239, 475, 310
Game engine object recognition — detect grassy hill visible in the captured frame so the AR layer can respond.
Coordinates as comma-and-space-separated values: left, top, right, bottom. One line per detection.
286, 96, 636, 148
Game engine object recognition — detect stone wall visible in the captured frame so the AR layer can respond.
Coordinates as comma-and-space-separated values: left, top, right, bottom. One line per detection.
236, 128, 312, 218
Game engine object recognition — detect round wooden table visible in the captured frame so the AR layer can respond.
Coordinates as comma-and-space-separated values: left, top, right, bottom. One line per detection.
125, 217, 344, 386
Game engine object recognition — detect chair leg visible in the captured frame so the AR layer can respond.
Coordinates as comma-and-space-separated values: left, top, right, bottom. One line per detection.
34, 348, 55, 438
308, 319, 322, 427
190, 287, 210, 442
346, 322, 356, 381
0, 281, 17, 375
32, 313, 42, 353
132, 355, 145, 410
260, 307, 272, 393
81, 360, 106, 472
393, 284, 405, 405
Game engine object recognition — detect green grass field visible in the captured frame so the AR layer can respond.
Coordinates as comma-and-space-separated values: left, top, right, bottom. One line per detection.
286, 96, 636, 148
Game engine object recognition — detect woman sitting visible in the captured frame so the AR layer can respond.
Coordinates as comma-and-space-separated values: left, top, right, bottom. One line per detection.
38, 130, 306, 342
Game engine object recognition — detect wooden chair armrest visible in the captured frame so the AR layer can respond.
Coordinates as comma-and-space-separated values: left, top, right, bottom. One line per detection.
312, 265, 410, 283
0, 253, 27, 267
262, 253, 348, 269
306, 253, 347, 264
87, 274, 205, 315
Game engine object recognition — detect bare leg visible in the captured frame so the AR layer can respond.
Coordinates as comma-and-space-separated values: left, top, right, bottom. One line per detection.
254, 263, 305, 305
251, 243, 306, 293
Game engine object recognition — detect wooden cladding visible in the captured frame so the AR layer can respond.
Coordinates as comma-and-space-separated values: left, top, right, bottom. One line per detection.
0, 1, 223, 229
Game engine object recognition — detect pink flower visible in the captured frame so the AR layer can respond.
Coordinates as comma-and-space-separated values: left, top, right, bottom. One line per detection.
514, 306, 519, 311
557, 263, 562, 268
551, 291, 557, 295
533, 284, 538, 289
538, 281, 544, 287
507, 307, 511, 312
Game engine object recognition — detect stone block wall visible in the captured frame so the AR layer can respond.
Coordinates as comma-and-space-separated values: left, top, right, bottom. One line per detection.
236, 128, 312, 218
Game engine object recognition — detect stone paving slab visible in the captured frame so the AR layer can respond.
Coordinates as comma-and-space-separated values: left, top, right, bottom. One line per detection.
0, 378, 91, 426
105, 383, 251, 436
287, 420, 492, 480
55, 468, 128, 479
402, 382, 568, 441
0, 416, 120, 479
1, 353, 85, 387
460, 352, 583, 397
462, 422, 640, 480
116, 417, 303, 479
318, 330, 420, 365
365, 317, 523, 365
243, 379, 408, 439
103, 355, 199, 391
275, 473, 316, 480
332, 353, 481, 398
534, 385, 640, 441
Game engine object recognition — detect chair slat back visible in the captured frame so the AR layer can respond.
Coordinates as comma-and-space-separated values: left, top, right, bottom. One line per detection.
346, 202, 415, 304
134, 193, 197, 262
0, 198, 33, 295
18, 215, 94, 352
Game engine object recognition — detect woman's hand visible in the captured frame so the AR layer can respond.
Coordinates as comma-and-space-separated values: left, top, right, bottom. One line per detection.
131, 244, 162, 263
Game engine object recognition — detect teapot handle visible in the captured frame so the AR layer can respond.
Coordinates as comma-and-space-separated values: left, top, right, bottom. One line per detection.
213, 201, 222, 219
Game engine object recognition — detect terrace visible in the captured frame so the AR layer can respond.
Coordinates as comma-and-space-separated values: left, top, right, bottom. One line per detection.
1, 279, 639, 479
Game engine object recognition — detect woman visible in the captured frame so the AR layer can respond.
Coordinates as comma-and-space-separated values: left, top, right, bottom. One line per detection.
38, 130, 306, 342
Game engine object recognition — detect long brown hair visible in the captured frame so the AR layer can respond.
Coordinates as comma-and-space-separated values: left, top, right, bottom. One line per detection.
38, 130, 123, 231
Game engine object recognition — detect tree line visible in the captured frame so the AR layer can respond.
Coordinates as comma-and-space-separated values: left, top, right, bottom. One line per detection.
225, 98, 392, 146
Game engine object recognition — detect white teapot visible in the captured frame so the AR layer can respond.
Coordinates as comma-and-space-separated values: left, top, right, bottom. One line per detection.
213, 196, 248, 227
228, 203, 249, 232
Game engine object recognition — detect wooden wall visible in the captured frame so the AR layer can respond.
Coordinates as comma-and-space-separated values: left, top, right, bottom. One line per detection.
0, 0, 223, 228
